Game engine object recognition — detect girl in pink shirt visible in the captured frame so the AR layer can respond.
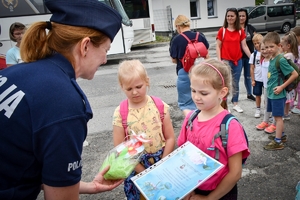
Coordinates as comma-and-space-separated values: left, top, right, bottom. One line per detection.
178, 59, 250, 200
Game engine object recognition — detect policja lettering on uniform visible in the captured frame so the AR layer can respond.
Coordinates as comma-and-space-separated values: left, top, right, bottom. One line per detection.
68, 160, 82, 172
0, 75, 25, 118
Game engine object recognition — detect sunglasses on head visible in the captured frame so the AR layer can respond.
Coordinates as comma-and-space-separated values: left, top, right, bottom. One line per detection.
237, 8, 247, 12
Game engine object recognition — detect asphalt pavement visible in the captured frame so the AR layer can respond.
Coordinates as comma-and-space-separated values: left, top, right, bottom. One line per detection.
37, 28, 300, 200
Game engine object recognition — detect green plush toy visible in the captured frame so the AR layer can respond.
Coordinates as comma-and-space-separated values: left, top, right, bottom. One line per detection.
100, 139, 146, 180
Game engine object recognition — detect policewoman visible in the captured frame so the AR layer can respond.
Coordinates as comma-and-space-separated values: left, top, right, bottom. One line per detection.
0, 0, 123, 199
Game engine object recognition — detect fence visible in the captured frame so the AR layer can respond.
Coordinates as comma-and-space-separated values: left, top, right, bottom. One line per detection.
153, 6, 174, 37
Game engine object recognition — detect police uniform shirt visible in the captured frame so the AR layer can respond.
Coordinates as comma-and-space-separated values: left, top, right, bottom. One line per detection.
0, 53, 93, 199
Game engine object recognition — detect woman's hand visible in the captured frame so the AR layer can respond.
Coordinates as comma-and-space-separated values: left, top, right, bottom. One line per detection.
91, 165, 124, 192
79, 165, 124, 194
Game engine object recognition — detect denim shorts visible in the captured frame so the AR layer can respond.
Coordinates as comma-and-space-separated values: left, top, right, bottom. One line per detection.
177, 68, 196, 111
267, 97, 286, 117
253, 81, 263, 96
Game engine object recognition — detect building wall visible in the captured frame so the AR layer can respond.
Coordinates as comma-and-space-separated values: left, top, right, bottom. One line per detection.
152, 0, 255, 32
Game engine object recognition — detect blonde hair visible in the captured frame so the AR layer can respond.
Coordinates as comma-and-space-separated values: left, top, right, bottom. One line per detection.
291, 26, 300, 37
118, 59, 149, 87
252, 33, 263, 43
174, 15, 190, 28
281, 31, 299, 59
20, 21, 109, 64
189, 59, 232, 110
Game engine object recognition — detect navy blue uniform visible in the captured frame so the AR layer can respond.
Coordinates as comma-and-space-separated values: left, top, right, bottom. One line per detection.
170, 31, 209, 74
0, 53, 92, 199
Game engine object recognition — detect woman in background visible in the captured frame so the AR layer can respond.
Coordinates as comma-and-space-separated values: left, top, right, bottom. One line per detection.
6, 22, 26, 67
216, 8, 251, 113
239, 8, 257, 101
170, 15, 209, 116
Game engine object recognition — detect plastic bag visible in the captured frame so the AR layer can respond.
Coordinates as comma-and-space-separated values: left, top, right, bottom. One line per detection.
100, 131, 150, 180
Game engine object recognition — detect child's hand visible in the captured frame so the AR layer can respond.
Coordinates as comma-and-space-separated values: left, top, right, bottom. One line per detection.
134, 163, 146, 174
251, 81, 255, 87
189, 194, 208, 200
183, 191, 195, 200
273, 86, 283, 95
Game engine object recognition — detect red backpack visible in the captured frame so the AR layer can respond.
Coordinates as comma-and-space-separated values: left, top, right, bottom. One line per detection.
119, 96, 164, 137
180, 32, 208, 72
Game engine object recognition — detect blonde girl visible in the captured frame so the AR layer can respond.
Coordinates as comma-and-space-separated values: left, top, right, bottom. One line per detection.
291, 26, 300, 114
112, 59, 175, 200
178, 59, 250, 200
280, 32, 299, 120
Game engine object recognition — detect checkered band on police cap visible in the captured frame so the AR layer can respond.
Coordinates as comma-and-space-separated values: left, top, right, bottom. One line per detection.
44, 0, 122, 42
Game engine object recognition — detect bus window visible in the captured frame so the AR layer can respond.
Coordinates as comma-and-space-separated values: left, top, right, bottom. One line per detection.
123, 0, 149, 19
0, 0, 50, 17
0, 0, 134, 56
121, 0, 155, 45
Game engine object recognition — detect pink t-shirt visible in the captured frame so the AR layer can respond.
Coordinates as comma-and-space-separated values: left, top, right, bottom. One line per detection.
177, 110, 250, 191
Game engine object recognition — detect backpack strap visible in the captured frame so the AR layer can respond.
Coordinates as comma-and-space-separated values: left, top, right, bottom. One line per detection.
180, 33, 192, 43
119, 96, 165, 138
195, 32, 200, 41
253, 50, 257, 65
275, 54, 286, 87
186, 109, 201, 131
185, 111, 247, 163
120, 99, 130, 137
222, 28, 241, 41
150, 96, 165, 123
207, 113, 236, 161
222, 27, 225, 40
181, 32, 200, 43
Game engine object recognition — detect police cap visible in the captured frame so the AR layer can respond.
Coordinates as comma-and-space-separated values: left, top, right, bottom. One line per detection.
44, 0, 122, 42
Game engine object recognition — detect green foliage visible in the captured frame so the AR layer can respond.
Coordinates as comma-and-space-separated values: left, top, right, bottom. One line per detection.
255, 0, 264, 5
155, 35, 170, 42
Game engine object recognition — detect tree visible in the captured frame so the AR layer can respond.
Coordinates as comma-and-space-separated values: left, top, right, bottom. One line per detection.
256, 0, 265, 5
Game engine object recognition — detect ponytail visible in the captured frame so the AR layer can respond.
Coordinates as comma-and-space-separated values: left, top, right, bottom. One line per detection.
20, 21, 52, 62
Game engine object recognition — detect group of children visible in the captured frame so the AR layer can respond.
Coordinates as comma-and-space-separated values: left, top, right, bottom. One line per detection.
248, 28, 300, 150
110, 28, 300, 200
112, 59, 249, 199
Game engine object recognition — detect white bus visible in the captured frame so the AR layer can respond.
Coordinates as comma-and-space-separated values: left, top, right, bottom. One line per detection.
122, 0, 156, 45
0, 0, 134, 62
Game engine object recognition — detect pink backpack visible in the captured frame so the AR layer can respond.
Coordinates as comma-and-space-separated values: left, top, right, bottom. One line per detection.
119, 96, 164, 137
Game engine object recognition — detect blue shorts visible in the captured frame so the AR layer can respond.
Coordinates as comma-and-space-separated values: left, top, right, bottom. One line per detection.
267, 97, 286, 117
253, 81, 263, 96
177, 68, 196, 111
